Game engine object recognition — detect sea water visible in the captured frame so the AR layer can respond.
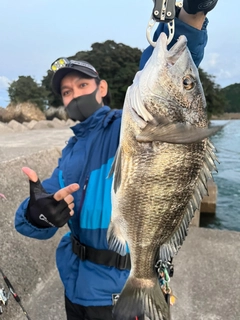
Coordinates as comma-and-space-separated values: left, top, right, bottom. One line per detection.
200, 120, 240, 231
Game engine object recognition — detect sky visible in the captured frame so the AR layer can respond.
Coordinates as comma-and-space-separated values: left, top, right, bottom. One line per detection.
0, 0, 239, 108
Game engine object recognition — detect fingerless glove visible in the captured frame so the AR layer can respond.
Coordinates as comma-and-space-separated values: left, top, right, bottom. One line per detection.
26, 179, 71, 228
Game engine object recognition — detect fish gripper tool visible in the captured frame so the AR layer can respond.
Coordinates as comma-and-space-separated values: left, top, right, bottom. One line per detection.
147, 0, 183, 46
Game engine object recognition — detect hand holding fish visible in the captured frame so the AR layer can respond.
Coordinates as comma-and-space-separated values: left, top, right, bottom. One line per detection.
22, 167, 79, 228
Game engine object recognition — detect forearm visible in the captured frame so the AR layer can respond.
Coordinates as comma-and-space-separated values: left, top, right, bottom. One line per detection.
178, 8, 205, 30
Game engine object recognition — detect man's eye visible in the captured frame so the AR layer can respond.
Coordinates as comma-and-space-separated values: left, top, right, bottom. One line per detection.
62, 91, 69, 96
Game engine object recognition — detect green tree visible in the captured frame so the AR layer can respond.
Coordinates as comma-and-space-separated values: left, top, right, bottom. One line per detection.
221, 83, 240, 112
42, 40, 229, 116
199, 68, 226, 118
8, 76, 47, 111
42, 40, 142, 109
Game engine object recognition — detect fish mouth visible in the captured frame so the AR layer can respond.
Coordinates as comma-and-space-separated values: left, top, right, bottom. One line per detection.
159, 33, 188, 66
129, 33, 188, 126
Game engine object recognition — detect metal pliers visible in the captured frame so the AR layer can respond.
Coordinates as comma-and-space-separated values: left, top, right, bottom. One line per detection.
146, 0, 183, 46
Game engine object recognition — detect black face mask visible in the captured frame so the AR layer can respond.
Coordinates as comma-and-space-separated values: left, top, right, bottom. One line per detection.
66, 88, 103, 122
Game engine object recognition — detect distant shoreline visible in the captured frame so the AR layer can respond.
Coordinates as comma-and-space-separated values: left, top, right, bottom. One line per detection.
1, 112, 240, 126
210, 113, 240, 120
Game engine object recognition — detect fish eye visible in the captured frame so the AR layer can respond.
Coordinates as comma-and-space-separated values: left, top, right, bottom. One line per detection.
183, 75, 195, 90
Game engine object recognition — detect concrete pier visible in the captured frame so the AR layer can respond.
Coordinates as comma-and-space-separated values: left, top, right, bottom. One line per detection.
191, 180, 218, 227
200, 179, 218, 214
0, 125, 239, 320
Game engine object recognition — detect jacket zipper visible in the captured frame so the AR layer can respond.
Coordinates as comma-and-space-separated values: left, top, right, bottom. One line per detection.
78, 176, 89, 215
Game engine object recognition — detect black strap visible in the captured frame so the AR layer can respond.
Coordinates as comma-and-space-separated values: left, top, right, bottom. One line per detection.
71, 235, 131, 270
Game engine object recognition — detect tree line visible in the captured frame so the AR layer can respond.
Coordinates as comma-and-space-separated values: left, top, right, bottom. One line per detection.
7, 40, 238, 118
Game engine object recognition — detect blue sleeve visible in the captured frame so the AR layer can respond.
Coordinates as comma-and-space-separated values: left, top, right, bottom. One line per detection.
14, 164, 62, 240
140, 17, 208, 70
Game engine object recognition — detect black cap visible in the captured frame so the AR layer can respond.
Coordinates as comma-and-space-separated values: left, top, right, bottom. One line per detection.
51, 59, 99, 95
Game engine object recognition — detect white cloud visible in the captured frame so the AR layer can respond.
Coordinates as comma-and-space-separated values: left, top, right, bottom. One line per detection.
216, 69, 232, 79
0, 76, 11, 89
206, 53, 220, 68
201, 52, 240, 87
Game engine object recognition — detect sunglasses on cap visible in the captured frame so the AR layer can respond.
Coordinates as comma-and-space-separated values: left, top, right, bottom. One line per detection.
51, 57, 98, 75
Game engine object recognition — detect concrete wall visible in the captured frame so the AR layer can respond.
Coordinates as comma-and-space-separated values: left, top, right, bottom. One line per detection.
0, 148, 68, 319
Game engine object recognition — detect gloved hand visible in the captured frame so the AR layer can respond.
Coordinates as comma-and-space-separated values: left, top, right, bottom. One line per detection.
23, 167, 80, 228
183, 0, 218, 15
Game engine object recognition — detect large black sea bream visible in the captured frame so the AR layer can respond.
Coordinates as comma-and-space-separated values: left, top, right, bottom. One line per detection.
108, 32, 220, 320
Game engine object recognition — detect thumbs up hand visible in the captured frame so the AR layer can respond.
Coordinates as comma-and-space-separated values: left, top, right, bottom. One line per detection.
22, 167, 80, 228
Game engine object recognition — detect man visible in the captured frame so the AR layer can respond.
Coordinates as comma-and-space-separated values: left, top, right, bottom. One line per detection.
15, 1, 218, 319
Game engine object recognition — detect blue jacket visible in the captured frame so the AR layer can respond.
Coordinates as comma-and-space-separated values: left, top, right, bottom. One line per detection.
15, 17, 208, 306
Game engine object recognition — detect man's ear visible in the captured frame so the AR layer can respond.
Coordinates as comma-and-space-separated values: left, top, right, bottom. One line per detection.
99, 80, 108, 98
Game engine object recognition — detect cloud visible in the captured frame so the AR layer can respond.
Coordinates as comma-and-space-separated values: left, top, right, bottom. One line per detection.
0, 76, 11, 89
206, 53, 219, 68
201, 52, 240, 87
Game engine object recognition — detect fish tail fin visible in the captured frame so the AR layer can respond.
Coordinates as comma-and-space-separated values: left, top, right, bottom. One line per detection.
113, 276, 170, 320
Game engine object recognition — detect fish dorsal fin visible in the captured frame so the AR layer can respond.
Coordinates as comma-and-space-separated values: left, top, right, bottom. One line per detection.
158, 139, 219, 262
136, 118, 222, 144
108, 147, 122, 193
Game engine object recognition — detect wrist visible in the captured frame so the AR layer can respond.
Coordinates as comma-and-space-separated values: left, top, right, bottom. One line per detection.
178, 7, 205, 30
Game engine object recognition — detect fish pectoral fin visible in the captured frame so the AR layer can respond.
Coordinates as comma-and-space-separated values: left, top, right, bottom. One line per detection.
107, 147, 122, 193
107, 220, 127, 256
136, 121, 222, 144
